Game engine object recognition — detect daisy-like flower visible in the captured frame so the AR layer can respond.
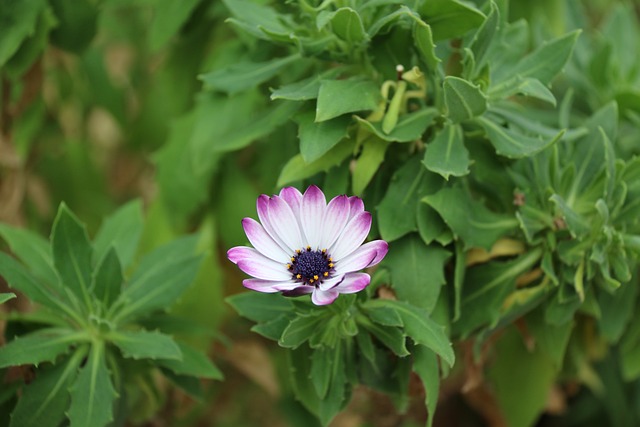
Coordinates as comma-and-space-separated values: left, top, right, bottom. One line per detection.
227, 186, 389, 305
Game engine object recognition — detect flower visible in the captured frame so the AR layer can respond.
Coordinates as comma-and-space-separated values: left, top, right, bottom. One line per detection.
228, 186, 389, 305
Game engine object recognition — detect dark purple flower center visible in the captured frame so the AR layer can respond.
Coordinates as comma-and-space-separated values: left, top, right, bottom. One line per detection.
287, 247, 334, 286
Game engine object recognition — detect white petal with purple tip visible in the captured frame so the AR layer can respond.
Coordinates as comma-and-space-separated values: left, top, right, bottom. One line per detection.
242, 218, 290, 262
329, 211, 372, 261
227, 246, 257, 264
319, 195, 350, 249
333, 273, 370, 293
334, 240, 388, 274
318, 274, 345, 291
300, 185, 326, 249
237, 254, 291, 281
312, 288, 339, 305
267, 196, 304, 252
257, 195, 291, 253
243, 279, 299, 293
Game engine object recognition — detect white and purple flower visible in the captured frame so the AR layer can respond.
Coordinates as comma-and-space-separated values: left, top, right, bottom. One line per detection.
228, 186, 388, 305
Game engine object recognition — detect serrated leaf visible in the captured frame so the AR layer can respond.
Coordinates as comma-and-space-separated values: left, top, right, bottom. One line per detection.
378, 157, 443, 242
92, 200, 143, 269
413, 18, 440, 69
157, 342, 222, 380
310, 347, 333, 398
469, 1, 499, 73
489, 77, 557, 105
279, 315, 325, 349
420, 0, 485, 41
316, 79, 381, 122
0, 293, 15, 304
200, 54, 302, 94
358, 318, 409, 357
0, 328, 83, 368
9, 347, 85, 427
0, 253, 66, 311
91, 247, 123, 308
0, 223, 58, 283
383, 235, 451, 313
443, 76, 487, 123
110, 330, 181, 360
226, 292, 294, 323
423, 186, 518, 250
423, 123, 470, 179
372, 300, 454, 366
509, 30, 580, 85
297, 111, 350, 163
354, 108, 439, 142
0, 0, 47, 67
111, 253, 202, 322
67, 344, 117, 427
477, 115, 563, 158
51, 204, 93, 307
361, 300, 403, 327
277, 138, 355, 187
412, 344, 440, 427
326, 8, 367, 44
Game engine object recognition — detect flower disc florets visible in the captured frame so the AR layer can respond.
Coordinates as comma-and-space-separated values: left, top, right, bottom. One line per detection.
227, 186, 389, 305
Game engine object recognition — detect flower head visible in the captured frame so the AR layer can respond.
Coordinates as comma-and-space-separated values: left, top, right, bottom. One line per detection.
228, 186, 388, 305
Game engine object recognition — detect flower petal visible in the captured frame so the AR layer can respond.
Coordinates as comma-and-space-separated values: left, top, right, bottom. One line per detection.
227, 246, 255, 264
267, 196, 304, 252
319, 195, 350, 249
329, 211, 372, 261
348, 196, 365, 221
242, 218, 290, 262
243, 279, 299, 293
257, 195, 291, 253
235, 249, 292, 281
318, 274, 345, 291
279, 187, 303, 217
312, 288, 339, 305
333, 272, 370, 293
300, 185, 326, 249
334, 240, 388, 274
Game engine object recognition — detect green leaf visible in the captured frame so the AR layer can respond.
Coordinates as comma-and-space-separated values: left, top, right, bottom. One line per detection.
49, 0, 98, 53
67, 343, 117, 427
423, 186, 518, 250
443, 76, 487, 123
469, 1, 499, 73
416, 203, 448, 245
413, 19, 440, 69
420, 0, 485, 41
358, 317, 409, 357
297, 112, 351, 163
200, 54, 302, 94
9, 347, 86, 427
270, 69, 342, 101
0, 253, 66, 312
161, 368, 204, 400
324, 8, 367, 44
549, 194, 590, 238
509, 30, 581, 85
489, 77, 557, 105
0, 293, 15, 304
526, 308, 573, 368
316, 79, 381, 122
378, 157, 443, 242
0, 0, 47, 67
352, 136, 389, 196
423, 123, 470, 179
148, 0, 200, 51
157, 342, 223, 380
92, 199, 143, 269
226, 292, 295, 323
222, 0, 290, 40
310, 347, 333, 398
487, 327, 557, 427
354, 108, 439, 142
383, 235, 450, 313
110, 330, 181, 360
0, 223, 57, 283
51, 203, 94, 307
477, 115, 563, 158
0, 328, 83, 368
412, 345, 440, 427
375, 300, 454, 366
91, 247, 123, 308
279, 315, 325, 349
251, 315, 292, 341
277, 138, 355, 187
360, 301, 403, 327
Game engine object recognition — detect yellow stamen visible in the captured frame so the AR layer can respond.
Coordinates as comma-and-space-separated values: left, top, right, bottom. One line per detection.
287, 264, 291, 269
328, 263, 334, 268
323, 272, 329, 277
296, 274, 301, 279
313, 275, 319, 280
309, 279, 314, 284
296, 249, 301, 254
